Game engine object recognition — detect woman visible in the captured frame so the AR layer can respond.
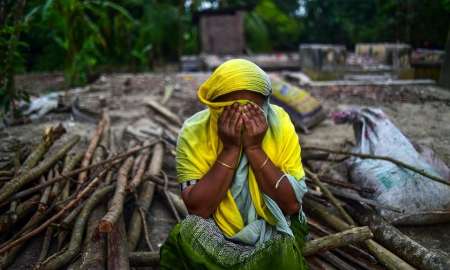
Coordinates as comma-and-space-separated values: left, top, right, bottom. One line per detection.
160, 59, 309, 269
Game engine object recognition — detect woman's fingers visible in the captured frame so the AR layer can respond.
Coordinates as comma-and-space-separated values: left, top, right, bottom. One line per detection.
229, 103, 241, 132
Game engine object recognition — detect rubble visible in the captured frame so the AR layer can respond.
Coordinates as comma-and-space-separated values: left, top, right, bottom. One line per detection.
0, 71, 449, 269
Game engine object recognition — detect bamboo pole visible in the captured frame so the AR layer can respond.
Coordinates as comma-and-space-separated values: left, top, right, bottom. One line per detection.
0, 135, 80, 205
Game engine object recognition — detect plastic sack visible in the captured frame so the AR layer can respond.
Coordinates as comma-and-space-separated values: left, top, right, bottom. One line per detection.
333, 107, 450, 221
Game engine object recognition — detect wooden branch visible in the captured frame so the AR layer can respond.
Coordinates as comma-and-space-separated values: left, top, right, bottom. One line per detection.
99, 157, 134, 233
79, 205, 106, 270
318, 251, 359, 270
0, 194, 39, 233
78, 112, 108, 184
304, 226, 372, 255
391, 210, 450, 226
144, 98, 182, 126
305, 167, 355, 225
0, 163, 112, 254
303, 198, 415, 270
107, 214, 130, 270
129, 252, 159, 267
1, 143, 156, 206
351, 204, 450, 270
127, 141, 151, 193
127, 181, 155, 251
19, 125, 65, 173
127, 227, 371, 267
60, 150, 84, 202
303, 146, 450, 186
0, 135, 80, 205
38, 185, 114, 270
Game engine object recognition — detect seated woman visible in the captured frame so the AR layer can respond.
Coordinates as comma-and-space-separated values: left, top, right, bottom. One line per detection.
160, 59, 309, 269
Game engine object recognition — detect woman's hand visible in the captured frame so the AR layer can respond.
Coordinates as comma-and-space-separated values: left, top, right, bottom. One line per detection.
242, 103, 268, 150
218, 103, 243, 151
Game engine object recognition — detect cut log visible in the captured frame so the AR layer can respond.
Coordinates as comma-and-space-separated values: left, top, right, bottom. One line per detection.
19, 125, 65, 173
0, 194, 39, 233
0, 162, 113, 254
127, 227, 371, 268
78, 112, 108, 184
0, 135, 80, 205
305, 167, 355, 225
60, 150, 84, 202
350, 204, 450, 270
303, 198, 416, 270
319, 251, 358, 270
144, 98, 182, 126
107, 214, 130, 270
127, 141, 151, 193
303, 226, 372, 255
127, 181, 155, 251
2, 143, 155, 206
98, 157, 134, 233
38, 185, 114, 270
79, 204, 106, 270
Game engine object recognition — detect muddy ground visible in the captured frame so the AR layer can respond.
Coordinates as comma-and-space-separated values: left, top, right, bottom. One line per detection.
2, 72, 450, 268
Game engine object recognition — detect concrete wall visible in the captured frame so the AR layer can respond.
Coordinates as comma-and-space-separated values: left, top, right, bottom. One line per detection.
356, 43, 411, 68
199, 11, 245, 55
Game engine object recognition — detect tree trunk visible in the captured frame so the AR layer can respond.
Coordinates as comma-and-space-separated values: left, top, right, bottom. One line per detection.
350, 204, 450, 270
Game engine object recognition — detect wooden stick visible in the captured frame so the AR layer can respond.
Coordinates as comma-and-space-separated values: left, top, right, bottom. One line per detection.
305, 167, 355, 225
127, 141, 151, 193
0, 164, 112, 254
0, 135, 80, 205
303, 198, 416, 270
303, 146, 450, 186
38, 185, 114, 270
144, 98, 182, 126
78, 112, 108, 184
0, 194, 39, 233
19, 125, 65, 174
107, 214, 130, 270
350, 204, 450, 270
98, 157, 134, 233
127, 227, 371, 267
79, 204, 107, 270
304, 226, 373, 255
60, 150, 84, 202
127, 181, 155, 251
319, 251, 358, 270
1, 143, 156, 206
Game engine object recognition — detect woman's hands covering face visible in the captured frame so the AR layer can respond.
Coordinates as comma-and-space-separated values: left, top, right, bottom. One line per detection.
218, 103, 243, 151
241, 103, 267, 150
218, 103, 267, 151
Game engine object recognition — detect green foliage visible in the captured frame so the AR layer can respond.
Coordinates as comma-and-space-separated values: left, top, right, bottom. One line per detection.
0, 0, 31, 116
36, 0, 135, 85
1, 0, 449, 92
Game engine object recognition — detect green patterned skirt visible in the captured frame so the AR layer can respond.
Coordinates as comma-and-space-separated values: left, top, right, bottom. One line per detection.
160, 215, 309, 270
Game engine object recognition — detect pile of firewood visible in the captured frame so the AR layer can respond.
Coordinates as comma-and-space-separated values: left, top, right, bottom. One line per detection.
0, 98, 449, 270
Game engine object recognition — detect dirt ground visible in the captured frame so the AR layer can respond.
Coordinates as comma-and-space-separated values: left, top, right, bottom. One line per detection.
2, 72, 450, 268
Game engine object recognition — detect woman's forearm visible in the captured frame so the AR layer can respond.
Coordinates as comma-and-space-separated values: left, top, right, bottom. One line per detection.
245, 146, 300, 215
181, 147, 240, 218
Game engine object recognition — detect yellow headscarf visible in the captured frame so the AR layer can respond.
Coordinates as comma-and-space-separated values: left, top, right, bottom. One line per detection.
176, 59, 304, 237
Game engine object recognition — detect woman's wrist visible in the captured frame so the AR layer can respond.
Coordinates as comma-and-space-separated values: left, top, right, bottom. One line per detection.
244, 144, 262, 153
